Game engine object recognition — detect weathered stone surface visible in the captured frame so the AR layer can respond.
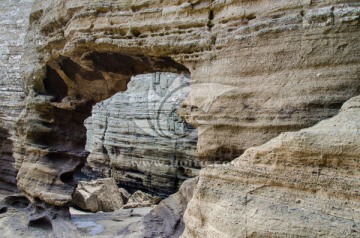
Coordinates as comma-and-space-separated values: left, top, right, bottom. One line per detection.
118, 188, 131, 204
123, 190, 161, 209
16, 0, 360, 208
0, 194, 79, 238
182, 96, 360, 238
0, 128, 18, 192
120, 177, 198, 238
0, 0, 31, 191
73, 178, 125, 212
15, 92, 90, 206
84, 72, 198, 196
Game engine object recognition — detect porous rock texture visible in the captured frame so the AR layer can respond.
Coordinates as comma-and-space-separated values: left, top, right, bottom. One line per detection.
0, 194, 79, 238
16, 0, 360, 208
6, 0, 360, 236
182, 96, 360, 237
0, 0, 32, 191
73, 178, 125, 212
84, 72, 198, 196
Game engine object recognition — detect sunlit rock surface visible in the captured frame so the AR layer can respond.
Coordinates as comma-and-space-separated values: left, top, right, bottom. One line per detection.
0, 0, 358, 237
73, 178, 125, 212
183, 96, 360, 238
15, 0, 360, 207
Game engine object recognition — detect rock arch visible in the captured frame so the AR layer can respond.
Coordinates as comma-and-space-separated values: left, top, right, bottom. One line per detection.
16, 0, 360, 210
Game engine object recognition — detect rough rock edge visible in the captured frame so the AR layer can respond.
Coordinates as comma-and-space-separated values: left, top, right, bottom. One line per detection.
182, 96, 360, 237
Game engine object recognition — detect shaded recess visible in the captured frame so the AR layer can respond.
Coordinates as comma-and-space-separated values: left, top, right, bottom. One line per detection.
0, 127, 19, 192
44, 53, 189, 103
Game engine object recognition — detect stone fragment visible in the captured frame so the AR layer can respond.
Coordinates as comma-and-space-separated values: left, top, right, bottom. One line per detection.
123, 190, 161, 209
119, 188, 131, 204
120, 177, 198, 238
73, 178, 125, 212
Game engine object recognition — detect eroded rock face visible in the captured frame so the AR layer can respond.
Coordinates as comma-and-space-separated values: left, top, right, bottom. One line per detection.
17, 0, 360, 207
0, 128, 18, 192
84, 72, 198, 196
73, 178, 125, 212
0, 0, 32, 191
120, 177, 198, 238
0, 195, 79, 237
123, 190, 161, 209
15, 93, 90, 206
182, 96, 360, 237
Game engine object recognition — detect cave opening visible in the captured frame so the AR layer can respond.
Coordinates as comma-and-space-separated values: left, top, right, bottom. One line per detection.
36, 51, 199, 207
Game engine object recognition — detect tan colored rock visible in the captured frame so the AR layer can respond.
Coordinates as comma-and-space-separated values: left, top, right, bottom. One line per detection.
123, 190, 161, 209
182, 96, 360, 237
73, 178, 125, 212
15, 0, 360, 207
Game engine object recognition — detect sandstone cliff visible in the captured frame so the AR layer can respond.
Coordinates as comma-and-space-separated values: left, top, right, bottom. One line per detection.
16, 0, 360, 208
0, 0, 358, 237
182, 95, 360, 237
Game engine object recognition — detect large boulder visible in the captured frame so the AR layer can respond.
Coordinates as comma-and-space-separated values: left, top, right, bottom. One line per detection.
73, 178, 125, 212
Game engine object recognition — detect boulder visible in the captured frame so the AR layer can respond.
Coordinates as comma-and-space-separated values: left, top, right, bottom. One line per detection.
119, 177, 199, 238
73, 178, 125, 212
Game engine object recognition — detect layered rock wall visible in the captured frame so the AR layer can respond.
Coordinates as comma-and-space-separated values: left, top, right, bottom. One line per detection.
0, 0, 358, 237
14, 1, 360, 233
0, 0, 32, 191
182, 96, 360, 238
85, 72, 198, 196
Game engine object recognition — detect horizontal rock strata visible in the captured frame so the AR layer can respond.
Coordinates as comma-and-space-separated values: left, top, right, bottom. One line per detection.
16, 0, 360, 220
0, 128, 17, 192
84, 72, 198, 196
0, 0, 31, 191
182, 96, 360, 237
